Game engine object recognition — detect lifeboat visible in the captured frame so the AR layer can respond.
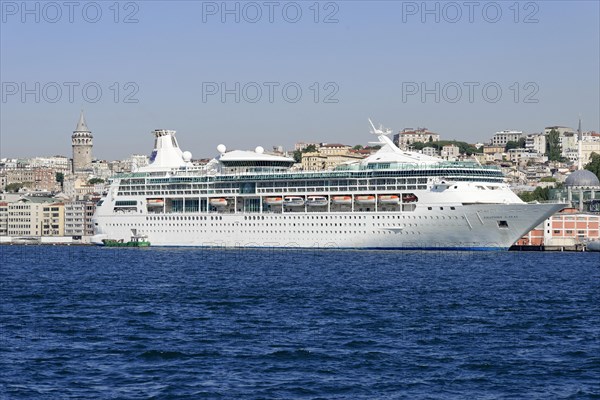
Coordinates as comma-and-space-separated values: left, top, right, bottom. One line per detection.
264, 197, 284, 205
307, 196, 328, 207
356, 195, 376, 205
379, 195, 400, 205
402, 193, 418, 203
146, 198, 164, 205
209, 198, 228, 207
283, 196, 305, 207
332, 195, 352, 205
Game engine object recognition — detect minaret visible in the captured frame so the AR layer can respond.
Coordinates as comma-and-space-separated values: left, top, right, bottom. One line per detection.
71, 111, 93, 173
577, 116, 582, 170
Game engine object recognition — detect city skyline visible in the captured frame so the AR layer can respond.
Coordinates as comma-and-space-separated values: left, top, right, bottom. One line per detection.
0, 110, 597, 161
1, 1, 599, 159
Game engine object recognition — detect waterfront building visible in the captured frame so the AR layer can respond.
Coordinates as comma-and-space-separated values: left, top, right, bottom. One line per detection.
64, 201, 96, 237
6, 198, 47, 237
41, 203, 65, 236
517, 209, 600, 247
0, 202, 7, 236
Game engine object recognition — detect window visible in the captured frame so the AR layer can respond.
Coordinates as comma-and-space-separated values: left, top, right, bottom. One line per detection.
497, 220, 509, 229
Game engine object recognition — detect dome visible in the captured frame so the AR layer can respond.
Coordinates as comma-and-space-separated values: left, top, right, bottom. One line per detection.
565, 170, 600, 187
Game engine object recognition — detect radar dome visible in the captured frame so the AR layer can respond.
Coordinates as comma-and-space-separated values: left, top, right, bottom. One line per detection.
182, 151, 192, 162
255, 146, 264, 154
217, 144, 227, 154
565, 170, 600, 187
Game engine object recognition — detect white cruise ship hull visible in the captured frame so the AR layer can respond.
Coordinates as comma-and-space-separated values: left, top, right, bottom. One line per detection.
93, 202, 564, 250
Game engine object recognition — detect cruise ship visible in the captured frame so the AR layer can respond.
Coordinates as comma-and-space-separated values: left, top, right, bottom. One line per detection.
92, 122, 565, 250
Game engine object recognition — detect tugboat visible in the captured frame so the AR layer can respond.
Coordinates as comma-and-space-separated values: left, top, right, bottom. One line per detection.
102, 230, 150, 247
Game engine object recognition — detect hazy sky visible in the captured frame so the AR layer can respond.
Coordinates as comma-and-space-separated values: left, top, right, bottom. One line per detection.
1, 0, 599, 160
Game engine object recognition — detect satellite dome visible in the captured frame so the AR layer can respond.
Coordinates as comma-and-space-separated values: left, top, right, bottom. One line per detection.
217, 144, 227, 154
255, 146, 264, 154
565, 170, 600, 187
182, 151, 192, 162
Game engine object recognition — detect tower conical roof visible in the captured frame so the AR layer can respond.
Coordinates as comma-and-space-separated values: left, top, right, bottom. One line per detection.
74, 111, 90, 132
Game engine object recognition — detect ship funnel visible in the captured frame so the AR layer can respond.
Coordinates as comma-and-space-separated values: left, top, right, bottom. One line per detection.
141, 129, 186, 171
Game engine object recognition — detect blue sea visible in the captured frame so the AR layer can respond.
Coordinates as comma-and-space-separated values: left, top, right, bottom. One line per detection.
0, 246, 598, 399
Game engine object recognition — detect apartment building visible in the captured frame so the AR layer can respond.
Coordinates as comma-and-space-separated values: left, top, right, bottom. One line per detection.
491, 130, 523, 147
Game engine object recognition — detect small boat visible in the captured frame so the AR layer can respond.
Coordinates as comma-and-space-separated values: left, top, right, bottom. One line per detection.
210, 198, 228, 207
307, 196, 328, 207
379, 195, 400, 205
587, 240, 600, 252
402, 193, 418, 203
332, 195, 352, 205
356, 195, 376, 205
284, 196, 305, 207
264, 197, 284, 205
102, 233, 150, 247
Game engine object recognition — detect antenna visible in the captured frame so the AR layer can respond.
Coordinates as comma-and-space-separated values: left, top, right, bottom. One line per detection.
368, 118, 377, 133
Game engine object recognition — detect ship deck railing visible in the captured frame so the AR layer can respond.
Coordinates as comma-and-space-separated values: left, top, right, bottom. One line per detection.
112, 161, 501, 180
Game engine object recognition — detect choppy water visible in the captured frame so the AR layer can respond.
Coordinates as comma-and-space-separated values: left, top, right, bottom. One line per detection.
1, 246, 599, 399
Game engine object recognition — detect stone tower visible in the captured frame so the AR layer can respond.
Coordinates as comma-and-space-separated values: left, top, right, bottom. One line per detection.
72, 111, 93, 173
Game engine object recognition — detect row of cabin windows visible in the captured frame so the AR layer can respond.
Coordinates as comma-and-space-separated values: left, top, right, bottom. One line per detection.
107, 228, 422, 236
108, 216, 463, 228
143, 213, 461, 222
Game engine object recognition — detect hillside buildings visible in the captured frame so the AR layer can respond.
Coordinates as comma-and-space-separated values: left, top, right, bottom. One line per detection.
393, 128, 440, 150
490, 130, 524, 147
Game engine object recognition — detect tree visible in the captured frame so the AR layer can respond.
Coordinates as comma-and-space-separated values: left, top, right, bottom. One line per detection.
293, 150, 302, 163
5, 182, 25, 192
584, 152, 600, 180
352, 145, 363, 150
55, 172, 64, 190
410, 141, 427, 151
518, 187, 550, 202
546, 129, 563, 162
88, 178, 105, 185
505, 141, 520, 152
303, 144, 317, 153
